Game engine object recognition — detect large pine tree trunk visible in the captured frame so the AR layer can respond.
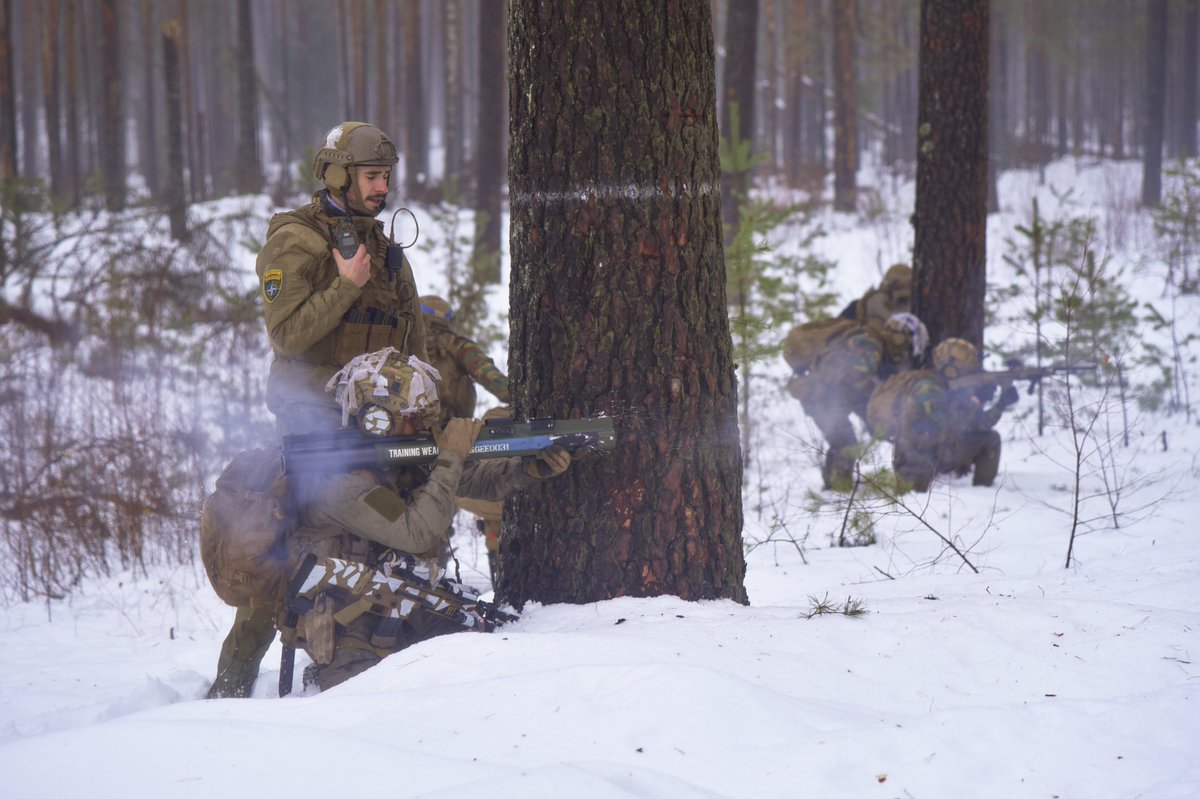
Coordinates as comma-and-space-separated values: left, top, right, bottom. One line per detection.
505, 0, 747, 606
913, 0, 988, 350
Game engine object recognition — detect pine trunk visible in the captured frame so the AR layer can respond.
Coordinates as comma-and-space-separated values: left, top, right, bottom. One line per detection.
472, 0, 505, 282
832, 0, 857, 211
1143, 0, 1168, 207
504, 0, 747, 606
0, 0, 17, 179
913, 0, 988, 350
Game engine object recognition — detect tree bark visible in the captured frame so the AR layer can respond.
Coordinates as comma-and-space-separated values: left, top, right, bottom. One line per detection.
913, 0, 989, 351
403, 0, 428, 197
235, 0, 261, 196
1179, 0, 1197, 158
139, 0, 159, 199
720, 0, 758, 233
0, 0, 17, 179
505, 0, 747, 606
163, 18, 188, 241
41, 0, 63, 199
1143, 0, 1167, 207
832, 0, 857, 211
473, 0, 505, 282
99, 0, 125, 211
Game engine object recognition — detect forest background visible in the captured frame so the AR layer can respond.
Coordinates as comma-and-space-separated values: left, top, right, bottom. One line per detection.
1, 0, 1198, 605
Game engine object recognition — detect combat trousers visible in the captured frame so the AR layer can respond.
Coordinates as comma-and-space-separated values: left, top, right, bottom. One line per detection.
207, 604, 278, 698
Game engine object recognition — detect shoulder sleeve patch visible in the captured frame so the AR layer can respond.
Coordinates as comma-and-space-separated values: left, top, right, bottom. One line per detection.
263, 268, 283, 303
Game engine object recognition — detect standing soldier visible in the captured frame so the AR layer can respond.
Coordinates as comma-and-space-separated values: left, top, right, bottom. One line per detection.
869, 337, 1019, 492
207, 121, 425, 699
420, 295, 510, 581
783, 312, 928, 489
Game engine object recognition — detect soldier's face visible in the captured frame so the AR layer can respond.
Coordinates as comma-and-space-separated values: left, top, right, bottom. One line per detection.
350, 167, 391, 214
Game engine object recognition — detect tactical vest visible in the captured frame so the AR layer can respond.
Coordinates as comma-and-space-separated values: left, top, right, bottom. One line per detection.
783, 317, 862, 374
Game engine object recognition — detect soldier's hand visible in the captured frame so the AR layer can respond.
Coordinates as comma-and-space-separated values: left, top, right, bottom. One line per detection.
434, 417, 483, 460
525, 445, 572, 480
332, 243, 371, 288
998, 384, 1020, 409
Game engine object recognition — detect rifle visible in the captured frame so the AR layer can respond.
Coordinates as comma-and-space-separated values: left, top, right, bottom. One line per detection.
277, 551, 518, 696
280, 416, 616, 476
948, 363, 1097, 395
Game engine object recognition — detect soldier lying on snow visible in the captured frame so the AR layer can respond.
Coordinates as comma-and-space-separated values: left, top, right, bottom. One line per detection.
201, 348, 573, 694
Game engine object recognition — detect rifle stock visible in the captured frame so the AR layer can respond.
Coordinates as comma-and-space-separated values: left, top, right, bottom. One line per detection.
281, 416, 615, 475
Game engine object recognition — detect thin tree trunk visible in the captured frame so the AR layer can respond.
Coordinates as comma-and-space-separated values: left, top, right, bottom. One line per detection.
162, 18, 188, 241
721, 0, 759, 234
139, 0, 159, 198
472, 0, 504, 282
42, 0, 63, 199
1, 0, 19, 179
99, 0, 125, 211
235, 0, 261, 195
403, 0, 428, 197
1181, 0, 1198, 158
443, 0, 463, 193
832, 0, 857, 211
63, 0, 80, 204
1143, 0, 1168, 207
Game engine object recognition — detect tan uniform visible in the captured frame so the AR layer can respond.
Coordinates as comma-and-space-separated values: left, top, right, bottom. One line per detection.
287, 452, 537, 690
209, 196, 429, 699
880, 369, 1008, 492
256, 196, 428, 434
784, 321, 893, 489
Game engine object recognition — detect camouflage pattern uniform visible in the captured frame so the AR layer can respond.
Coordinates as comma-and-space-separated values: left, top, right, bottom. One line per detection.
877, 339, 1017, 491
419, 296, 509, 420
839, 263, 913, 330
257, 199, 427, 435
209, 122, 425, 699
421, 297, 510, 579
287, 450, 538, 690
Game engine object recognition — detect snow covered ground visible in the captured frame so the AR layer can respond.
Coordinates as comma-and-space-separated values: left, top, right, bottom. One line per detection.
1, 159, 1197, 799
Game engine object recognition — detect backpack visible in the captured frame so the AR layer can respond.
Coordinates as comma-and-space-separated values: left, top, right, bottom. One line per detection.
782, 317, 862, 374
200, 448, 297, 608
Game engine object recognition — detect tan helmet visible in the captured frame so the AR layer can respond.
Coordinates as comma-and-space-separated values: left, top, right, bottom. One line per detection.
312, 121, 399, 195
883, 263, 912, 307
325, 347, 443, 436
882, 312, 929, 363
932, 338, 981, 379
419, 295, 454, 328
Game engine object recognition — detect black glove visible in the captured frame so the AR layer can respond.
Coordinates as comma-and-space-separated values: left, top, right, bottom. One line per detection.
998, 384, 1020, 409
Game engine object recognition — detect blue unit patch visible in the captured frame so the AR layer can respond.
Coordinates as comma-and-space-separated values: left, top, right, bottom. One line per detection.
263, 268, 283, 303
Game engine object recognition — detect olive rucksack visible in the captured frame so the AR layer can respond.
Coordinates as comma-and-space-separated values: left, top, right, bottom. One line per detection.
783, 317, 861, 374
200, 448, 296, 608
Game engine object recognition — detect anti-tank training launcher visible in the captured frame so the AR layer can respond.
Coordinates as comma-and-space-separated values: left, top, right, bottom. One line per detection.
948, 361, 1098, 394
281, 415, 617, 475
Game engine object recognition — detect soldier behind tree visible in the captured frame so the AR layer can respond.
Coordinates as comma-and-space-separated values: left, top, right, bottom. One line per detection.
838, 263, 913, 330
783, 312, 928, 489
868, 337, 1019, 492
419, 295, 510, 420
208, 121, 426, 699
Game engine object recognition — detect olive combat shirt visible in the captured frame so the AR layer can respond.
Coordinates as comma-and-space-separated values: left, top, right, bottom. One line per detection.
256, 194, 428, 434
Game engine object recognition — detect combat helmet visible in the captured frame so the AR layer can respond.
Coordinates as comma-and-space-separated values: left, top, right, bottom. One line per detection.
881, 312, 929, 364
419, 295, 454, 328
312, 121, 399, 203
932, 338, 981, 379
883, 263, 912, 307
325, 347, 443, 436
